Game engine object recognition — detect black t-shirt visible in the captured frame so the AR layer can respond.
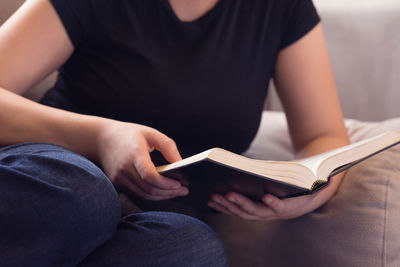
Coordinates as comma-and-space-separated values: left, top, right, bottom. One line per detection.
43, 0, 320, 158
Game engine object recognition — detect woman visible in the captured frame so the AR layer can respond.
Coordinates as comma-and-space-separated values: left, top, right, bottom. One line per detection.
0, 0, 349, 265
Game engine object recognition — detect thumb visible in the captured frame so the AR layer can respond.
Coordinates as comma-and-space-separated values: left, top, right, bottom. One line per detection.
145, 129, 182, 163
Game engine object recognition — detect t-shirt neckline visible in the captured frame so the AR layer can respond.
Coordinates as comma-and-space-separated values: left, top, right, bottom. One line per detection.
161, 0, 226, 25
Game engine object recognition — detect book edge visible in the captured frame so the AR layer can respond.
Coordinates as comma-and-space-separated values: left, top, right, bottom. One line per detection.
316, 132, 400, 179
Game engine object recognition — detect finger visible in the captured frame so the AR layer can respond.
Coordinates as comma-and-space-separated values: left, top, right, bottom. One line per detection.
210, 194, 259, 220
114, 174, 165, 201
123, 165, 188, 198
144, 129, 182, 163
118, 174, 185, 201
207, 200, 235, 217
262, 194, 286, 214
132, 146, 182, 190
225, 192, 276, 218
131, 176, 189, 199
164, 171, 190, 187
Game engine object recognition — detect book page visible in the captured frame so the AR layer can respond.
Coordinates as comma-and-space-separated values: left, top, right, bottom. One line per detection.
296, 131, 400, 177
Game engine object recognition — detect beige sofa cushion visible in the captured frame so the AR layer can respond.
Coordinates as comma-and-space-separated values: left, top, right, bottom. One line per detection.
0, 0, 23, 25
245, 111, 400, 160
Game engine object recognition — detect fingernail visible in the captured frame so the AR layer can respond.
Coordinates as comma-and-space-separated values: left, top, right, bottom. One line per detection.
213, 197, 222, 204
264, 197, 272, 204
171, 183, 181, 189
227, 196, 236, 203
180, 188, 188, 196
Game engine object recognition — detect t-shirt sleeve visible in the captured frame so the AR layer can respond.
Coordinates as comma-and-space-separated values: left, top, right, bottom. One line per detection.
50, 0, 107, 48
279, 0, 321, 49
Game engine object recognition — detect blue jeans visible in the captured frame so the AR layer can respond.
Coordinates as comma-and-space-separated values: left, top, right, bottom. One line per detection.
0, 143, 228, 267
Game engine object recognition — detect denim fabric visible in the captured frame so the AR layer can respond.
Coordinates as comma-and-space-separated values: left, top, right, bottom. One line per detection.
0, 143, 228, 267
79, 212, 228, 267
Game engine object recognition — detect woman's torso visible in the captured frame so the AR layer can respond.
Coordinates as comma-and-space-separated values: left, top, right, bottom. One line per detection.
42, 0, 319, 158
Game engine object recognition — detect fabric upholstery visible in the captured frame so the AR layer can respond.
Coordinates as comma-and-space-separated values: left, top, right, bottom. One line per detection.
265, 0, 400, 121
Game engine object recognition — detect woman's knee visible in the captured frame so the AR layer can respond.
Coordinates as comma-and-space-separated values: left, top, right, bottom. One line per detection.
2, 142, 118, 201
1, 142, 120, 209
0, 143, 121, 265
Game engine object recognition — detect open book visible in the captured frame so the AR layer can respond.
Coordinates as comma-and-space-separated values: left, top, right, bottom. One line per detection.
157, 131, 400, 198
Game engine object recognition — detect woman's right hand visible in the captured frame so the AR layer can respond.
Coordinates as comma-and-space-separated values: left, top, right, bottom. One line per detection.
0, 0, 187, 201
96, 120, 189, 201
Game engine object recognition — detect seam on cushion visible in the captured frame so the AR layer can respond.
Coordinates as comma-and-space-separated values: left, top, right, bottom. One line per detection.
381, 150, 400, 267
382, 176, 389, 267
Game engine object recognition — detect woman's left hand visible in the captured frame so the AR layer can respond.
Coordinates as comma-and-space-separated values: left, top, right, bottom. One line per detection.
207, 173, 344, 221
207, 23, 350, 221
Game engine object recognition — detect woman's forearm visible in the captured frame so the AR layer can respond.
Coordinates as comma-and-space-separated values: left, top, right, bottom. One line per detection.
295, 133, 350, 203
295, 133, 350, 159
0, 87, 109, 161
0, 87, 187, 198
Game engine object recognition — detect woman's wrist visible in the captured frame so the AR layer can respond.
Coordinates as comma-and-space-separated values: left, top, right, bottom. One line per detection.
54, 113, 114, 162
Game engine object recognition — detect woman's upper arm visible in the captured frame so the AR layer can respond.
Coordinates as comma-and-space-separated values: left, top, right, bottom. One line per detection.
0, 0, 73, 94
273, 23, 348, 152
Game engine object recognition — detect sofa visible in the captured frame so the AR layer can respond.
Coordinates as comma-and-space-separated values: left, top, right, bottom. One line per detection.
1, 0, 400, 266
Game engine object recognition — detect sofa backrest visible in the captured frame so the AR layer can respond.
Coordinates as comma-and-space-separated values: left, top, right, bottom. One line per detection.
266, 0, 400, 121
0, 0, 24, 22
